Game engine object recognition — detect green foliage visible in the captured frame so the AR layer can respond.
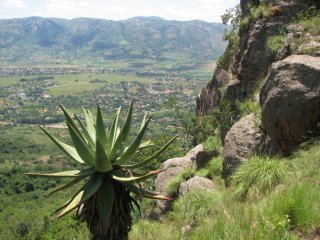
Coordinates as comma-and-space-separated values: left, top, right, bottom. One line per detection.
203, 135, 222, 151
266, 33, 285, 57
25, 103, 176, 238
207, 156, 223, 178
130, 220, 180, 240
231, 156, 286, 199
190, 115, 218, 146
217, 32, 238, 70
165, 167, 195, 196
171, 189, 222, 222
238, 99, 261, 118
299, 9, 320, 36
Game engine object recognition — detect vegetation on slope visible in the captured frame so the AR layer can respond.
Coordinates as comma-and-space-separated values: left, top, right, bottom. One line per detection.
130, 139, 320, 240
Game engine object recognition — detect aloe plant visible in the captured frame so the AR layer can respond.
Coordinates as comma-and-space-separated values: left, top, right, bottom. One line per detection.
25, 102, 177, 240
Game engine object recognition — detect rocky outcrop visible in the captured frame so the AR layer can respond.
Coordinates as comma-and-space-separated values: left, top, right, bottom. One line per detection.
155, 144, 216, 212
223, 113, 277, 179
179, 176, 214, 195
260, 55, 320, 154
196, 67, 228, 116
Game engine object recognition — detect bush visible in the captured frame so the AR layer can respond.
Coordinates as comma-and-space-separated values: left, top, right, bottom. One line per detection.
238, 99, 261, 118
203, 135, 222, 151
207, 156, 223, 178
266, 34, 285, 57
231, 155, 286, 199
171, 189, 222, 222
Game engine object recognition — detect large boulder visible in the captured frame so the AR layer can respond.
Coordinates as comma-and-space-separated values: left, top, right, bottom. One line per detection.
260, 55, 320, 154
155, 166, 184, 212
179, 176, 214, 196
223, 113, 276, 180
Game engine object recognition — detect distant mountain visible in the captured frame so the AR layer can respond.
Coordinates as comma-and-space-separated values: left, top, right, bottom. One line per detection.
0, 17, 227, 63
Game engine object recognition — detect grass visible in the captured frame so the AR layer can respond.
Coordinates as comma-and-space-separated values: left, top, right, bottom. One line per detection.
230, 155, 286, 200
238, 99, 261, 118
266, 33, 285, 57
165, 167, 195, 196
203, 135, 222, 151
131, 139, 320, 239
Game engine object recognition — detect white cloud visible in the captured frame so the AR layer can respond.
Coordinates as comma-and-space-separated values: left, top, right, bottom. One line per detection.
2, 0, 27, 8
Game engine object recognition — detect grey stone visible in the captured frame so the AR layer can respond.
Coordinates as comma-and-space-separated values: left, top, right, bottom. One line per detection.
223, 114, 277, 179
179, 176, 214, 196
155, 166, 184, 212
260, 55, 320, 154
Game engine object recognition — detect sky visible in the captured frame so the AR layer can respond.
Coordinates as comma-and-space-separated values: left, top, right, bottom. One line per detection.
0, 0, 239, 22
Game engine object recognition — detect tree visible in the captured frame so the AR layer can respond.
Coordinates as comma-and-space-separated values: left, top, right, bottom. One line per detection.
25, 102, 176, 239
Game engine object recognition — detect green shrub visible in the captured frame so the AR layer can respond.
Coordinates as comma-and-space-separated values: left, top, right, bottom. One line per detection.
238, 99, 261, 118
207, 156, 223, 178
266, 34, 285, 57
171, 189, 222, 222
203, 135, 222, 151
231, 155, 286, 199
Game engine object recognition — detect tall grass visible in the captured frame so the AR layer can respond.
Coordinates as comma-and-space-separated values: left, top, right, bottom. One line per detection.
165, 167, 194, 196
231, 155, 286, 199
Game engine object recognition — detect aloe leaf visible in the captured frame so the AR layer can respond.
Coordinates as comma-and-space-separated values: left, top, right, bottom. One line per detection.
57, 173, 103, 218
138, 140, 154, 150
110, 101, 133, 160
140, 113, 147, 131
74, 114, 95, 150
96, 177, 114, 230
38, 125, 85, 164
25, 168, 95, 178
107, 107, 121, 150
116, 117, 151, 165
95, 139, 113, 172
96, 106, 108, 149
67, 122, 95, 166
83, 107, 96, 141
125, 135, 178, 169
108, 169, 163, 183
122, 182, 172, 200
47, 176, 86, 197
59, 105, 85, 142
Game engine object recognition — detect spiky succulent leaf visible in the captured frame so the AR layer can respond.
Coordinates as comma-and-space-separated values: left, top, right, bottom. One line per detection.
57, 173, 104, 218
108, 169, 164, 183
83, 107, 96, 141
125, 135, 178, 169
95, 139, 113, 172
96, 106, 108, 149
109, 101, 133, 160
38, 125, 85, 164
122, 182, 172, 200
60, 105, 86, 142
47, 176, 86, 197
74, 114, 95, 150
96, 177, 114, 230
25, 168, 95, 178
107, 107, 121, 150
116, 117, 151, 165
67, 122, 95, 166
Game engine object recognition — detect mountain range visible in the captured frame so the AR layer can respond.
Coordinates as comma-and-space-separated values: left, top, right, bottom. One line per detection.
0, 16, 226, 63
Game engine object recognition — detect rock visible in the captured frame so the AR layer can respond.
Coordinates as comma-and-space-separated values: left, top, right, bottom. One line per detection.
223, 114, 277, 180
161, 156, 193, 169
196, 67, 225, 116
185, 144, 218, 169
260, 55, 320, 154
155, 166, 184, 212
179, 176, 214, 196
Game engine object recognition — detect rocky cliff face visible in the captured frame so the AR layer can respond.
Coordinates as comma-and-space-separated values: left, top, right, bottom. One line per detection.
196, 0, 320, 178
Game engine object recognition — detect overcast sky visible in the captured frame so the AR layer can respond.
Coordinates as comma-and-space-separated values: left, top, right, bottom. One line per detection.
0, 0, 239, 22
